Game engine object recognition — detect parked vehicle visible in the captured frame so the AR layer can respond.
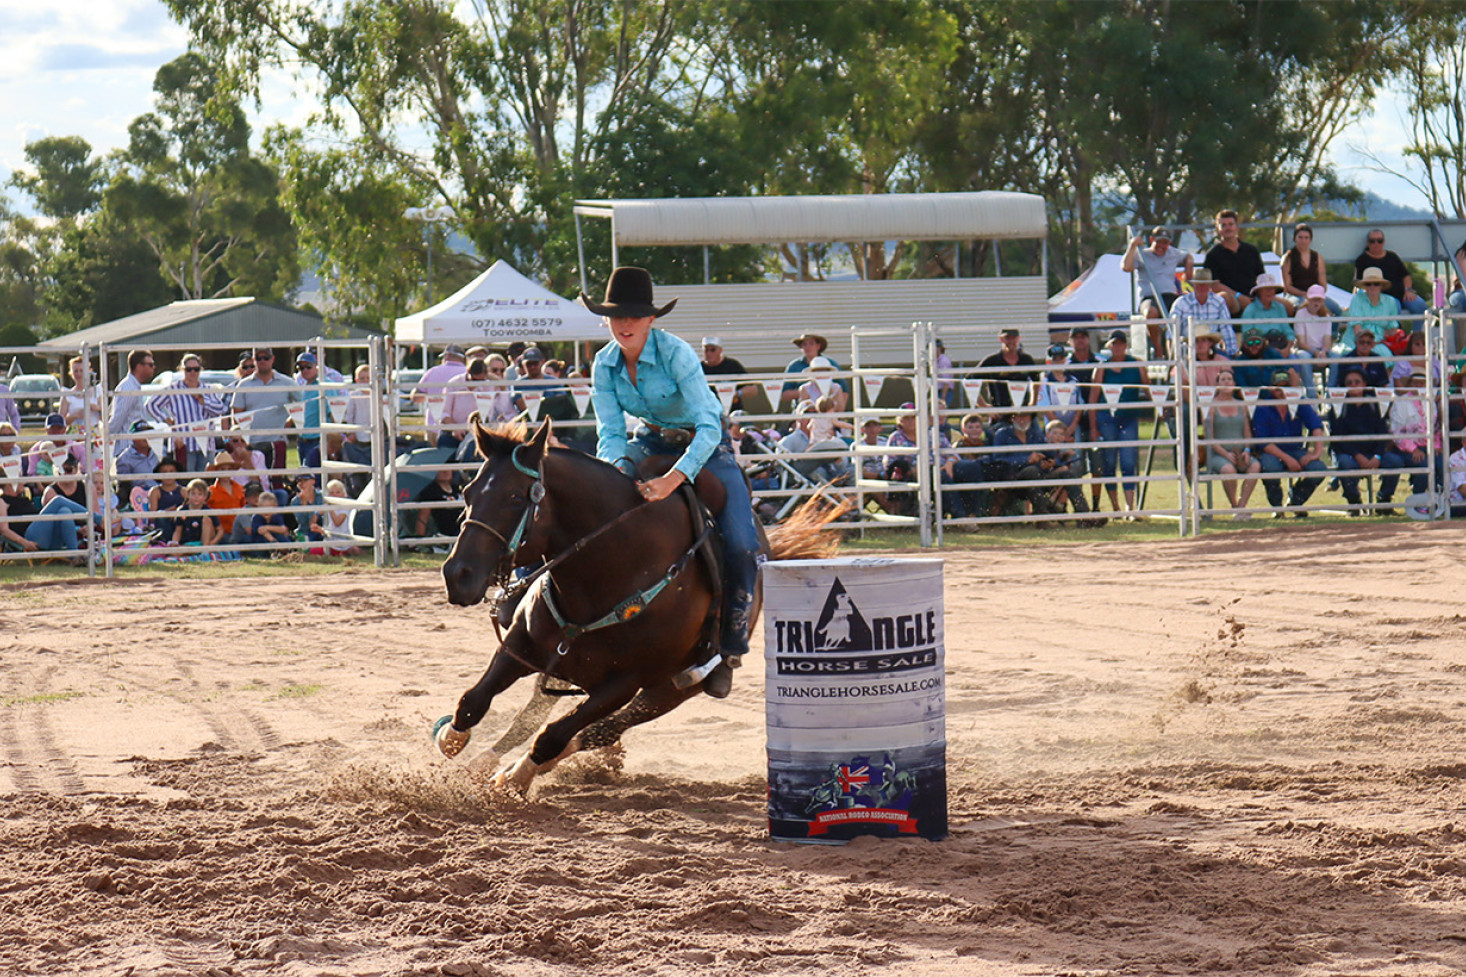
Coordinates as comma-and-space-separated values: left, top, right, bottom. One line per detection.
9, 374, 62, 421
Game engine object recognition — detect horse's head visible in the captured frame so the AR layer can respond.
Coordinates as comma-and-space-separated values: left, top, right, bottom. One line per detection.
441, 416, 553, 606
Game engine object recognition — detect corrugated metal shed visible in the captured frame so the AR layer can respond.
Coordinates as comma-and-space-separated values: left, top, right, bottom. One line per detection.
574, 191, 1047, 247
37, 298, 380, 351
653, 276, 1050, 370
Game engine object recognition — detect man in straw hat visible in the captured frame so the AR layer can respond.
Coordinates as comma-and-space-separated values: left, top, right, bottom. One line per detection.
1170, 268, 1235, 356
582, 267, 760, 698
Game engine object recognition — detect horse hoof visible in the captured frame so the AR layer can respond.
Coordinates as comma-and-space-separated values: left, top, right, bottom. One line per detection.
491, 753, 538, 795
433, 716, 470, 758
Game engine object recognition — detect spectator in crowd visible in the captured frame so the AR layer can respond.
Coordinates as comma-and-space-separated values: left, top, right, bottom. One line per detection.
979, 328, 1036, 412
414, 468, 461, 543
988, 408, 1047, 515
1279, 222, 1331, 307
1170, 268, 1236, 356
293, 352, 330, 467
1231, 328, 1289, 389
1448, 239, 1466, 316
1, 472, 85, 561
1328, 366, 1398, 515
171, 479, 219, 548
1388, 368, 1445, 496
114, 420, 162, 505
1089, 330, 1147, 516
146, 351, 228, 473
1041, 419, 1091, 519
701, 336, 753, 412
1355, 228, 1427, 314
1203, 209, 1265, 316
1122, 226, 1193, 357
796, 357, 847, 412
1065, 326, 1104, 502
86, 467, 130, 537
323, 478, 358, 555
1241, 273, 1295, 327
106, 348, 157, 449
1202, 368, 1261, 517
1345, 267, 1403, 349
1253, 369, 1328, 516
1448, 437, 1466, 517
146, 457, 186, 537
806, 393, 852, 447
512, 347, 577, 423
289, 472, 325, 544
781, 333, 846, 408
413, 344, 469, 442
246, 489, 292, 556
25, 415, 83, 476
934, 339, 957, 408
1332, 328, 1391, 389
341, 363, 376, 481
58, 355, 100, 428
42, 456, 85, 507
777, 403, 847, 484
1293, 284, 1334, 381
1390, 329, 1439, 387
231, 347, 304, 471
885, 402, 967, 517
440, 359, 493, 450
946, 413, 987, 517
207, 455, 245, 537
0, 422, 20, 469
223, 434, 286, 506
293, 351, 344, 385
0, 375, 21, 435
1034, 343, 1083, 429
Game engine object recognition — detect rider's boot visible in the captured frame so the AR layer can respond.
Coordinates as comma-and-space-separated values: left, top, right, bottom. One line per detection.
703, 654, 740, 698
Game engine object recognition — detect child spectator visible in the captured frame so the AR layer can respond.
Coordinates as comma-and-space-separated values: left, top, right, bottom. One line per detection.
207, 455, 245, 536
415, 468, 461, 542
246, 488, 292, 555
289, 472, 325, 543
172, 479, 218, 547
145, 457, 186, 537
323, 478, 358, 555
807, 394, 851, 446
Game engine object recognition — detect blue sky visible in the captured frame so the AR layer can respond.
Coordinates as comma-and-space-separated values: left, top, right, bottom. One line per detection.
0, 0, 1437, 219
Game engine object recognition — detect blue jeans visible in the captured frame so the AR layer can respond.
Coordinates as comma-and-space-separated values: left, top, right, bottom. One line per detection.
1096, 412, 1139, 492
626, 431, 759, 658
1401, 292, 1428, 315
1334, 452, 1401, 504
1259, 454, 1327, 506
947, 459, 987, 518
24, 496, 86, 552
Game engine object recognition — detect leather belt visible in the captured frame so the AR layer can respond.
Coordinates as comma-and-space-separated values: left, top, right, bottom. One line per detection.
643, 424, 695, 447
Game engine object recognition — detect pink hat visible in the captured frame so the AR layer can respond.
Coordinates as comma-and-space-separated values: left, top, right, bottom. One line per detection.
1306, 284, 1327, 299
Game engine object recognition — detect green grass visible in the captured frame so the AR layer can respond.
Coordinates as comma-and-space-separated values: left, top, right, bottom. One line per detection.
3, 690, 86, 707
271, 683, 323, 700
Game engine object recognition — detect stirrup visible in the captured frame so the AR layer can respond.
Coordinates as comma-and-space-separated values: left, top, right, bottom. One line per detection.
673, 653, 723, 690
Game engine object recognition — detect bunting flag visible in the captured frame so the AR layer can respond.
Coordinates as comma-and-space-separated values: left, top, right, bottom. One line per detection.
327, 394, 348, 423
1007, 380, 1031, 405
1054, 381, 1076, 403
1282, 386, 1302, 418
1241, 388, 1260, 404
0, 454, 20, 480
813, 376, 833, 398
180, 418, 212, 451
570, 383, 594, 417
1196, 386, 1217, 407
1325, 387, 1347, 405
425, 393, 446, 426
863, 374, 885, 405
232, 409, 256, 431
1374, 386, 1395, 401
760, 379, 784, 410
286, 400, 306, 430
47, 445, 70, 466
475, 393, 501, 420
712, 381, 738, 413
519, 390, 542, 418
1149, 384, 1172, 406
1101, 383, 1123, 405
961, 378, 984, 408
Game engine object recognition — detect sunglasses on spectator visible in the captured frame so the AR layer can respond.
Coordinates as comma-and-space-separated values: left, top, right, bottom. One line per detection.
1367, 237, 1384, 244
256, 353, 274, 360
1364, 282, 1383, 287
184, 366, 201, 373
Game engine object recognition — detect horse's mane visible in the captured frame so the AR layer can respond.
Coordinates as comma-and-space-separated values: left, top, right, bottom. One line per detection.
474, 421, 629, 483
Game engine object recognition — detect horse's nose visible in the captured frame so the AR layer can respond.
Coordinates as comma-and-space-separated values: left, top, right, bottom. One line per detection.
440, 552, 485, 606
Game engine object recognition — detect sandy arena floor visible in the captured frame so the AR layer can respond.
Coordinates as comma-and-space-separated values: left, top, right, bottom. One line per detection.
3, 522, 1466, 976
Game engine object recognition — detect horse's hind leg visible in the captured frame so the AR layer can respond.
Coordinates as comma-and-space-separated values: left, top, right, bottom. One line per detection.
579, 682, 701, 753
495, 674, 641, 794
490, 673, 560, 753
437, 649, 533, 758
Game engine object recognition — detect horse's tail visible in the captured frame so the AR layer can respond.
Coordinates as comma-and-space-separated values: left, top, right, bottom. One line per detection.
766, 493, 849, 561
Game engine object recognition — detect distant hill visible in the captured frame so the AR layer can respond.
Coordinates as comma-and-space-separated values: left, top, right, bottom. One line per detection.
1353, 191, 1437, 222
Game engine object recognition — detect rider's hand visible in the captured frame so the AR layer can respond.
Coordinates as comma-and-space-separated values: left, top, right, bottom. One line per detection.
638, 470, 685, 503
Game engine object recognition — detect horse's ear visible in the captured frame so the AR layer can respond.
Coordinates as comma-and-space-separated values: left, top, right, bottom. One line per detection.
524, 417, 553, 462
471, 412, 494, 460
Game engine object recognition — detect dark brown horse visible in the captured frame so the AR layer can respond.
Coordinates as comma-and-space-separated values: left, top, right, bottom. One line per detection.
436, 417, 841, 793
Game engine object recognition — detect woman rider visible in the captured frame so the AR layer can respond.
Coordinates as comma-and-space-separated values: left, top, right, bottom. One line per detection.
582, 267, 760, 699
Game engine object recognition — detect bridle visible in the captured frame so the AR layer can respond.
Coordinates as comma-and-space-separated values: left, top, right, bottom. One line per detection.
460, 442, 545, 585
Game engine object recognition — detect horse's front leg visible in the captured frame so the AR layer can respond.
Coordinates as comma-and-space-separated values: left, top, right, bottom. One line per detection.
495, 672, 642, 794
435, 643, 534, 758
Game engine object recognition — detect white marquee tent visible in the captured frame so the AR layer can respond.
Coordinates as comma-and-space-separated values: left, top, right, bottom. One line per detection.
395, 260, 604, 344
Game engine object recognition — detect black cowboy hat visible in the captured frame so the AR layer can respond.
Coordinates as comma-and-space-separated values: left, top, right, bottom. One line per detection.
580, 266, 677, 318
